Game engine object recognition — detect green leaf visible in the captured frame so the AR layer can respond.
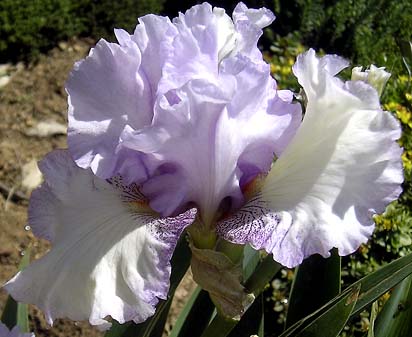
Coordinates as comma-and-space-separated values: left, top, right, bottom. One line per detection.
373, 274, 412, 337
258, 298, 264, 337
242, 245, 260, 280
351, 252, 412, 317
279, 284, 360, 337
169, 286, 214, 337
199, 315, 238, 337
1, 250, 31, 332
286, 249, 341, 327
281, 252, 412, 337
227, 294, 264, 337
244, 255, 282, 295
104, 235, 191, 337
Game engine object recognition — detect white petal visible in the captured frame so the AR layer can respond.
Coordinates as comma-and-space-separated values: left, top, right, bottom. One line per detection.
217, 49, 403, 268
4, 150, 195, 329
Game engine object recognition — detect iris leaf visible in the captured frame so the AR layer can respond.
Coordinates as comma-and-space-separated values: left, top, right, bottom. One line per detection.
227, 294, 264, 337
279, 284, 360, 337
281, 251, 412, 336
1, 250, 31, 332
351, 251, 412, 317
373, 274, 412, 337
286, 249, 341, 327
242, 244, 261, 280
169, 286, 214, 337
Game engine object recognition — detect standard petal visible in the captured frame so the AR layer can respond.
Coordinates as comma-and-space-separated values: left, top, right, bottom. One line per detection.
66, 3, 281, 195
131, 14, 178, 95
158, 3, 275, 94
4, 150, 196, 329
217, 49, 403, 268
122, 55, 300, 225
232, 2, 275, 61
66, 38, 152, 182
158, 3, 230, 94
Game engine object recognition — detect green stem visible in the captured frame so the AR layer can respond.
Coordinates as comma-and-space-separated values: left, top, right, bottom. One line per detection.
200, 315, 237, 337
245, 255, 282, 295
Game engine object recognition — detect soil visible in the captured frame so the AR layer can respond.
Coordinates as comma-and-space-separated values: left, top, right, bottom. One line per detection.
0, 38, 196, 337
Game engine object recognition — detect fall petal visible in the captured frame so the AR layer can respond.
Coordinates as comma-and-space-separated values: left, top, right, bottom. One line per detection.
5, 150, 195, 328
217, 49, 403, 268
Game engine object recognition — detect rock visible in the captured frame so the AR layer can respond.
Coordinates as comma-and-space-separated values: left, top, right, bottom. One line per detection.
0, 63, 11, 76
0, 75, 10, 88
25, 120, 67, 137
21, 159, 43, 191
58, 41, 69, 50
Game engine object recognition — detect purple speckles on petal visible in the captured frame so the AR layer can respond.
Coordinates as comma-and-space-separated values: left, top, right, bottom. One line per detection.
216, 195, 280, 248
5, 150, 196, 329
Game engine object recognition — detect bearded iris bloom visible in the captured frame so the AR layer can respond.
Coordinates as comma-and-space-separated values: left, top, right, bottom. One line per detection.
4, 1, 403, 330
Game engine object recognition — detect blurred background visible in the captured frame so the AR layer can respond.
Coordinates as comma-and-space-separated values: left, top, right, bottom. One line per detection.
0, 1, 411, 336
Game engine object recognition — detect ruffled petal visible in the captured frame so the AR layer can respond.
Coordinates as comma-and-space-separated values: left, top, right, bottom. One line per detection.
232, 2, 275, 61
217, 49, 403, 268
121, 55, 301, 224
130, 14, 178, 95
4, 150, 196, 329
158, 2, 274, 94
67, 37, 153, 183
158, 3, 232, 94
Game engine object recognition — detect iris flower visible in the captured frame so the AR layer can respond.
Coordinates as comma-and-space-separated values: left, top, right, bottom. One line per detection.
4, 2, 402, 330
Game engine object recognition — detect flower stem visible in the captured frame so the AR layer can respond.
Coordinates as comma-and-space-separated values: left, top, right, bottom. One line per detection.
199, 314, 237, 337
245, 255, 282, 295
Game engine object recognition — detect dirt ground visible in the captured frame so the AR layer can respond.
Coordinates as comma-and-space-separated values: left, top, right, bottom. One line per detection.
0, 38, 196, 337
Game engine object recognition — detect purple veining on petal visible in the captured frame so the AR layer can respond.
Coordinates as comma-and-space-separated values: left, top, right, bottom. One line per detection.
216, 194, 280, 248
218, 49, 403, 268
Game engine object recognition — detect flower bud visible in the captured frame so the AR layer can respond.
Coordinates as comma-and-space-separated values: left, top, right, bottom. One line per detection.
351, 65, 391, 97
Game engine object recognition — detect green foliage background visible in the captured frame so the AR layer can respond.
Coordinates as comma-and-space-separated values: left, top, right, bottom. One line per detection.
273, 0, 412, 75
0, 0, 164, 62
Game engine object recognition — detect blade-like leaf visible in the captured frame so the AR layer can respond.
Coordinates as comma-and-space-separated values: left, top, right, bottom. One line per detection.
281, 252, 412, 337
104, 235, 191, 337
373, 274, 412, 337
258, 297, 264, 337
1, 250, 31, 332
242, 245, 260, 280
279, 284, 360, 337
169, 286, 214, 337
286, 249, 341, 327
351, 252, 412, 317
199, 315, 239, 337
227, 294, 264, 337
245, 255, 282, 295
